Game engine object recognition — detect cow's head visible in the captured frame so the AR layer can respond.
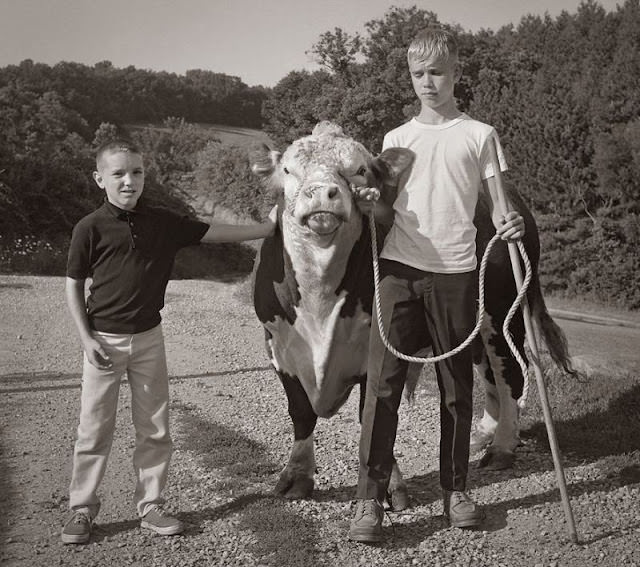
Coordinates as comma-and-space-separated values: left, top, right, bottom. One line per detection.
251, 122, 413, 246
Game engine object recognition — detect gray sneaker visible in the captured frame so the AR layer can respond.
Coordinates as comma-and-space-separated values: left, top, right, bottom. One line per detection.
61, 510, 92, 544
348, 499, 383, 543
443, 490, 483, 528
140, 507, 184, 536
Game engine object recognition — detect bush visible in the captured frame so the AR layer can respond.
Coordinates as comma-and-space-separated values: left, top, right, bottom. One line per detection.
0, 235, 68, 275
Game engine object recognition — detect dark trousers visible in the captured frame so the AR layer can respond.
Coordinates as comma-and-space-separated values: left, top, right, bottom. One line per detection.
356, 260, 477, 500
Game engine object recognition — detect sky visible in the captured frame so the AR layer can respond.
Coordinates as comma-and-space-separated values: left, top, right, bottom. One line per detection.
0, 0, 623, 87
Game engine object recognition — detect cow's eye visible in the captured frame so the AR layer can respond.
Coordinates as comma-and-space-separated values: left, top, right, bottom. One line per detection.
356, 166, 367, 176
283, 167, 290, 174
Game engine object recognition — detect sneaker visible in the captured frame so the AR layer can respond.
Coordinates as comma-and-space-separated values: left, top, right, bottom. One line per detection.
61, 510, 92, 544
348, 499, 383, 543
140, 507, 184, 536
443, 490, 483, 528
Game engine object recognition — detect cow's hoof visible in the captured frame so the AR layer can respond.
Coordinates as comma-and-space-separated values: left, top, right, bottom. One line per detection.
470, 428, 494, 455
477, 447, 516, 470
284, 477, 314, 499
387, 485, 410, 511
274, 474, 314, 499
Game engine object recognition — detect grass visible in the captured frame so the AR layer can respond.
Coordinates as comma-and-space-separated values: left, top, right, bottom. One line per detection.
126, 122, 273, 148
546, 293, 640, 325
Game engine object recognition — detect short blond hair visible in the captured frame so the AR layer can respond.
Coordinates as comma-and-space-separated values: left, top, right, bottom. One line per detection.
407, 27, 458, 63
95, 139, 141, 169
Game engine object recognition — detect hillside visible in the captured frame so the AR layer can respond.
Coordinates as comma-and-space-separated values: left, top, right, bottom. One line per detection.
126, 123, 273, 148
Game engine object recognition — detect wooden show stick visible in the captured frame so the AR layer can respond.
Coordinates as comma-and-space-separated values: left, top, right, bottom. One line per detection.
488, 138, 579, 544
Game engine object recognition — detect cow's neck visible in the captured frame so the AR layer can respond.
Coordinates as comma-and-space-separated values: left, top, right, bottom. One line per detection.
283, 215, 363, 309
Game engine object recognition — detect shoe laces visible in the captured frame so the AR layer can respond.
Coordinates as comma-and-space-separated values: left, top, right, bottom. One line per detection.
355, 499, 381, 520
150, 507, 169, 518
72, 511, 91, 525
354, 499, 397, 538
450, 491, 472, 505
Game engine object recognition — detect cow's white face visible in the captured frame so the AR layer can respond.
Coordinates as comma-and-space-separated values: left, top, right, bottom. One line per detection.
279, 131, 372, 241
251, 121, 414, 262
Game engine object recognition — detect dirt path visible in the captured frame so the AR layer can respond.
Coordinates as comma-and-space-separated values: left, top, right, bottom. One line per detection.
1, 275, 639, 567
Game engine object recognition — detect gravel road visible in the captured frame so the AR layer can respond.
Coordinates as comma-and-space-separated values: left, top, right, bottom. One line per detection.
1, 274, 639, 567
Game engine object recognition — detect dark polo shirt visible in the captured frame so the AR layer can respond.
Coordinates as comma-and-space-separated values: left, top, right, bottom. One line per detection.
67, 200, 209, 334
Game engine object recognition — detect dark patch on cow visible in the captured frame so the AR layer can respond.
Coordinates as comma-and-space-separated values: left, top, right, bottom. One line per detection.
335, 218, 381, 319
472, 186, 537, 396
253, 203, 300, 326
278, 370, 318, 440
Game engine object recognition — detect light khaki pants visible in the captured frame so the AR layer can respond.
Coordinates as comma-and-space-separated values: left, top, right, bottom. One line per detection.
68, 324, 172, 519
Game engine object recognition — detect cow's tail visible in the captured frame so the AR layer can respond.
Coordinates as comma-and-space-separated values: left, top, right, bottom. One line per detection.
528, 272, 577, 377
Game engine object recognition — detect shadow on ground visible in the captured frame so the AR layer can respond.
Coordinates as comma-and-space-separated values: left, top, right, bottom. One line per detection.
173, 400, 328, 567
0, 366, 272, 394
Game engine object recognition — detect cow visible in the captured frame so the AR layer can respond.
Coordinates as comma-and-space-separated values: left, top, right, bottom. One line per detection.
250, 121, 414, 508
468, 188, 576, 469
249, 121, 574, 506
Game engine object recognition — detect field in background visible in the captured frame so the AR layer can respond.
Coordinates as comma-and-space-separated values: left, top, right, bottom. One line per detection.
126, 123, 273, 148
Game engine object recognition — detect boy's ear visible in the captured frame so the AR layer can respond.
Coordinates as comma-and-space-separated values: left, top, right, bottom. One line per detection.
93, 170, 105, 189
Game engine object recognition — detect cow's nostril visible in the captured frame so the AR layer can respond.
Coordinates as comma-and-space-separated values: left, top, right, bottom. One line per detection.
305, 184, 340, 199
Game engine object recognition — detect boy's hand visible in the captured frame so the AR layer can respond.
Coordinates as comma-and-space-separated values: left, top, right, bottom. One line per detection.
497, 211, 525, 241
352, 186, 380, 215
83, 338, 113, 370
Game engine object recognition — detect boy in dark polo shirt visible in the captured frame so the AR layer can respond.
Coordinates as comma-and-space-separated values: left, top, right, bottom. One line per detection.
62, 139, 277, 544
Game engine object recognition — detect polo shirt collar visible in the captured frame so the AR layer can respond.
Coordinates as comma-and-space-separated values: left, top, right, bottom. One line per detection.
102, 199, 147, 220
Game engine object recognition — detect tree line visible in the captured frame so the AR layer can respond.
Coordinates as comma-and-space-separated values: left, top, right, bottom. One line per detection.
0, 1, 638, 308
261, 0, 640, 309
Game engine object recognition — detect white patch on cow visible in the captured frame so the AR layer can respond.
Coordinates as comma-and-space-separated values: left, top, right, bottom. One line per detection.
267, 338, 280, 372
478, 313, 520, 452
471, 354, 499, 453
262, 183, 370, 418
265, 291, 371, 418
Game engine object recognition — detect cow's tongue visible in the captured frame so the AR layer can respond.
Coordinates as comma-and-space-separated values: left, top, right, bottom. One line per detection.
306, 212, 341, 235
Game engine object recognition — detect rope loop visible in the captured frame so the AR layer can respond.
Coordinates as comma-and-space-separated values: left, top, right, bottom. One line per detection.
368, 212, 533, 408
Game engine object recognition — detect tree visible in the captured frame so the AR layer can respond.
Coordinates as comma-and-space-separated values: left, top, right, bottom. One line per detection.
131, 117, 213, 203
194, 142, 270, 221
262, 70, 335, 146
307, 28, 362, 76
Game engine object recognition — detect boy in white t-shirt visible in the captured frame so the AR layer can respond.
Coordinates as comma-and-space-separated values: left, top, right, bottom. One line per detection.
349, 27, 525, 543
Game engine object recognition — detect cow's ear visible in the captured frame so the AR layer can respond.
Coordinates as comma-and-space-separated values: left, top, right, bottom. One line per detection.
249, 143, 281, 177
372, 148, 415, 185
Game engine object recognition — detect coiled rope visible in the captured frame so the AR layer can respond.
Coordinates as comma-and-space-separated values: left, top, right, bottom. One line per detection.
367, 212, 533, 408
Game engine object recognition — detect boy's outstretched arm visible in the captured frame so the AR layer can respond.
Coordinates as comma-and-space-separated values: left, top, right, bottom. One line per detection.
200, 204, 278, 243
482, 177, 525, 241
65, 277, 112, 370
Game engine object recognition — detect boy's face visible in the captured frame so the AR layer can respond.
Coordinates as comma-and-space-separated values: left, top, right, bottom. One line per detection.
409, 54, 461, 113
93, 150, 145, 211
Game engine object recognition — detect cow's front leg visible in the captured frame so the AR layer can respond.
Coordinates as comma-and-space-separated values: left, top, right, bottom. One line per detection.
275, 373, 317, 499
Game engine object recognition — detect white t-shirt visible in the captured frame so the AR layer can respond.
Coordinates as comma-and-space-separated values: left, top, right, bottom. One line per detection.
381, 114, 507, 273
